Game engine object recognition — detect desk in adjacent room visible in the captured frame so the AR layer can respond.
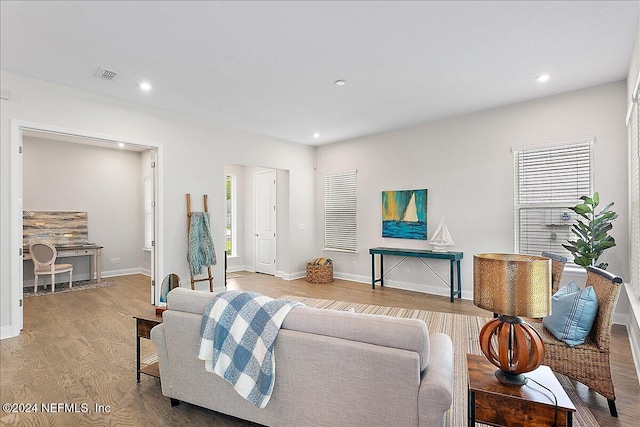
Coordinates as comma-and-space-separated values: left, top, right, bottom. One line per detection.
23, 244, 103, 282
23, 211, 103, 282
369, 247, 463, 302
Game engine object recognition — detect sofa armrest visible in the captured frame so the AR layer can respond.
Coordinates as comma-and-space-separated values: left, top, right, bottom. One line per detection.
150, 323, 172, 397
418, 333, 453, 427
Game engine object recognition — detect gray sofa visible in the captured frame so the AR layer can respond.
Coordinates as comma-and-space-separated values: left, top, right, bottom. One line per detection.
150, 288, 454, 426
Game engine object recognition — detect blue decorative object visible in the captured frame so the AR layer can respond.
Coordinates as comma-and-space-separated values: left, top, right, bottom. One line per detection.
543, 281, 599, 347
370, 247, 463, 302
187, 212, 217, 276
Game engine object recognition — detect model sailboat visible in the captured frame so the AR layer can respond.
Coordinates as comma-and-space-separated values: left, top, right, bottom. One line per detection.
428, 217, 455, 252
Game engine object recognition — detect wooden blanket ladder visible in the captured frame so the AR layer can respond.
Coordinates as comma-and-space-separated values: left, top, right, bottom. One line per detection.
186, 193, 214, 291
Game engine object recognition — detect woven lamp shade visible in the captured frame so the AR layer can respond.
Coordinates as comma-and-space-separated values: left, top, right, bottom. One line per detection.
473, 253, 551, 318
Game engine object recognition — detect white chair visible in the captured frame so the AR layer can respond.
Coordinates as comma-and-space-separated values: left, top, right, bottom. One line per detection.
29, 241, 73, 293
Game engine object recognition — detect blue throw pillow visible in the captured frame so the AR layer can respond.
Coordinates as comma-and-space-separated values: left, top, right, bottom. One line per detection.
542, 281, 599, 347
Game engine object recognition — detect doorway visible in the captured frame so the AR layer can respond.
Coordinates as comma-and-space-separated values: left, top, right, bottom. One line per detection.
224, 164, 289, 278
9, 121, 163, 337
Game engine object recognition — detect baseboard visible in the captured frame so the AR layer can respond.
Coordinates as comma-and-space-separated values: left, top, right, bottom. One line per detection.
226, 267, 309, 281
283, 270, 306, 280
333, 271, 474, 300
228, 265, 255, 274
226, 266, 248, 273
379, 278, 466, 300
100, 268, 143, 278
333, 271, 369, 284
22, 267, 146, 288
0, 325, 14, 340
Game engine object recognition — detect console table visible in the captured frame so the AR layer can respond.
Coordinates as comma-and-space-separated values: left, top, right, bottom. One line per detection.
369, 247, 463, 302
23, 244, 103, 282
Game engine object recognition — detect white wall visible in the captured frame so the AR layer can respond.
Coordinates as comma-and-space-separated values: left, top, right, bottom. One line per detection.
316, 81, 630, 301
21, 136, 144, 284
0, 71, 317, 336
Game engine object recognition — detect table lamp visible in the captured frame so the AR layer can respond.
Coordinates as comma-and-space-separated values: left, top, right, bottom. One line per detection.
473, 253, 551, 385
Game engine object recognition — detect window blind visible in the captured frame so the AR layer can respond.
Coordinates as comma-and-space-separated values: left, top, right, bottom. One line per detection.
144, 176, 153, 249
514, 141, 592, 257
629, 100, 639, 298
324, 171, 357, 252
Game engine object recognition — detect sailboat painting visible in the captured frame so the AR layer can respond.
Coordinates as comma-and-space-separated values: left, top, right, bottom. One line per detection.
382, 189, 428, 239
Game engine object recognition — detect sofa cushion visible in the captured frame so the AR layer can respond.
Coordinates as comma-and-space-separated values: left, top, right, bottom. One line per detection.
283, 306, 430, 370
542, 281, 599, 347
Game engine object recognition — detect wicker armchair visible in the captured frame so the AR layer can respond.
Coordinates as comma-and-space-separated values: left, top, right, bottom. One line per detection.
541, 252, 567, 293
531, 266, 623, 416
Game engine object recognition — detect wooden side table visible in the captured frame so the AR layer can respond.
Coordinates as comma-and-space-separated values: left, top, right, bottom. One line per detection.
134, 311, 163, 382
467, 354, 576, 426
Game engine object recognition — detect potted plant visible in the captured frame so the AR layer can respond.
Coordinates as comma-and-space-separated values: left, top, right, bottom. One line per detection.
562, 192, 617, 269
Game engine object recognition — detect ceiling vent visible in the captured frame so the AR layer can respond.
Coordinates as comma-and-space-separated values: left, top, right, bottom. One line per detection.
95, 67, 119, 80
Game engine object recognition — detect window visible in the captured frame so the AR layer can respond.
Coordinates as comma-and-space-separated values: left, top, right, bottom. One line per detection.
514, 141, 592, 258
226, 174, 237, 256
324, 171, 357, 252
144, 176, 153, 249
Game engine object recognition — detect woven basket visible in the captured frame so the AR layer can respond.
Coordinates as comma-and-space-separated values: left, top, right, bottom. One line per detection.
306, 263, 334, 284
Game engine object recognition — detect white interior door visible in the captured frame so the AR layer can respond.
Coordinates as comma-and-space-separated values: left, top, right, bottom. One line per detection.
255, 170, 276, 275
149, 150, 157, 304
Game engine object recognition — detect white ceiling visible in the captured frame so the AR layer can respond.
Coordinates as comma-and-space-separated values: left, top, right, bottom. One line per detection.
1, 1, 638, 145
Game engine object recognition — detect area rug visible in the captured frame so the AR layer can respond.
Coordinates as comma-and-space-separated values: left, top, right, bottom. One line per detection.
281, 295, 599, 427
23, 279, 114, 297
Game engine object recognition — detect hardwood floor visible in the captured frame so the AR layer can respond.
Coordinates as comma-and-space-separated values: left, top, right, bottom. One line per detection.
1, 272, 638, 426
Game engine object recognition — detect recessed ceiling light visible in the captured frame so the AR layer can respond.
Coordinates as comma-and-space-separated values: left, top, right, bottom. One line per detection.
334, 79, 347, 86
118, 142, 125, 148
139, 81, 152, 91
313, 132, 320, 138
534, 73, 550, 83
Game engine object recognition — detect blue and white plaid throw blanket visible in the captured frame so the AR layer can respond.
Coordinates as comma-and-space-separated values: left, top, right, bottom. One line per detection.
197, 291, 303, 408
